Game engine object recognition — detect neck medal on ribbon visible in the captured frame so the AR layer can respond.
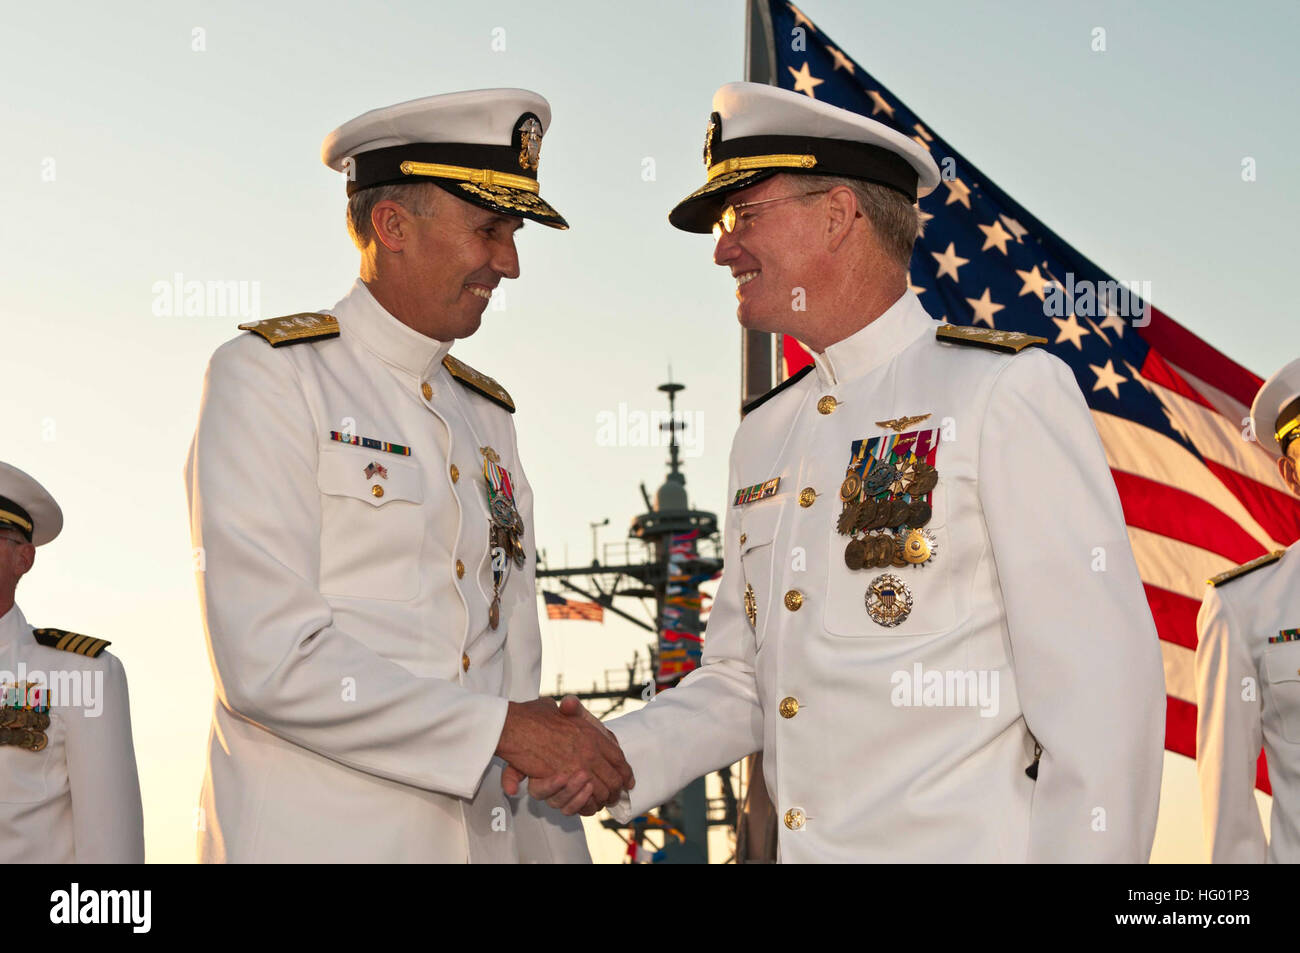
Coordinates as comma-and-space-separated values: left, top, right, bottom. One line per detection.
0, 681, 50, 751
836, 419, 940, 626
481, 446, 525, 629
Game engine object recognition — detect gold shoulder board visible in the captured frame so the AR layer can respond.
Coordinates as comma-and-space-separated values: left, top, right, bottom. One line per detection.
936, 325, 1047, 354
1207, 550, 1286, 588
32, 628, 111, 658
238, 312, 340, 347
443, 354, 515, 413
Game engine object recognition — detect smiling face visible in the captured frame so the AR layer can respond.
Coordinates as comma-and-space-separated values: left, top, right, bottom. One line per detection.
364, 185, 526, 341
711, 175, 825, 336
405, 191, 525, 339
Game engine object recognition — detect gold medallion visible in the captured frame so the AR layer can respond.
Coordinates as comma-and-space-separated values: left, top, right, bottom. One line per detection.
865, 572, 913, 627
909, 462, 939, 495
836, 499, 863, 536
839, 473, 862, 502
844, 538, 866, 570
861, 500, 889, 532
902, 528, 938, 566
904, 500, 932, 528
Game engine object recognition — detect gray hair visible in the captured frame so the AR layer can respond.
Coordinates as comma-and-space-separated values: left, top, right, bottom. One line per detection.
346, 182, 442, 250
797, 174, 923, 269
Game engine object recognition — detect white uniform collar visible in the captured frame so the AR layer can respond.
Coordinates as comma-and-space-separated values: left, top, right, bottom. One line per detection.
334, 278, 454, 382
0, 603, 25, 652
811, 291, 934, 388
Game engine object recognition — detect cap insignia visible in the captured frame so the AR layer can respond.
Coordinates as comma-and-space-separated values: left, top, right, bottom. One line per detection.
518, 116, 543, 171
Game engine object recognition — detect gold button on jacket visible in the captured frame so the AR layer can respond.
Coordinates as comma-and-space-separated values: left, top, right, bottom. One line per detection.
816, 395, 837, 414
783, 590, 803, 611
779, 696, 799, 718
421, 382, 433, 400
455, 560, 465, 579
370, 485, 384, 498
449, 464, 460, 483
784, 808, 806, 830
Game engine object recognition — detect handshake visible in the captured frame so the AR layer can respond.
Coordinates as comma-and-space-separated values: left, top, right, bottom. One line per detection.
495, 695, 635, 816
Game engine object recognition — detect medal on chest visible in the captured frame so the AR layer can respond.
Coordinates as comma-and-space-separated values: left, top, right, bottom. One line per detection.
0, 681, 50, 751
481, 446, 525, 629
835, 416, 940, 626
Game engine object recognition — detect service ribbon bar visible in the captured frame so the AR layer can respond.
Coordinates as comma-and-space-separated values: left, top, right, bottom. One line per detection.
1270, 628, 1300, 644
328, 431, 412, 456
733, 477, 780, 507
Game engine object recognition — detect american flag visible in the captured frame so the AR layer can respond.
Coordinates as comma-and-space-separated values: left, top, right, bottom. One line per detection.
759, 0, 1299, 789
543, 591, 604, 622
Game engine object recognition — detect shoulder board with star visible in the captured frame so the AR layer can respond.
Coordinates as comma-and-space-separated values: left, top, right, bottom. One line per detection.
238, 312, 340, 347
936, 325, 1047, 354
743, 365, 813, 416
443, 355, 515, 413
32, 628, 112, 658
1207, 550, 1286, 588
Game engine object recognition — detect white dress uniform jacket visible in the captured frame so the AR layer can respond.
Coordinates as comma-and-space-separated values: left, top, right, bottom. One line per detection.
1196, 544, 1300, 863
0, 605, 144, 862
608, 291, 1165, 862
185, 278, 588, 863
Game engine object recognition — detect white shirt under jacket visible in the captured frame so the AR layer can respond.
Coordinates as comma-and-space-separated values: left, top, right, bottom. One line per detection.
185, 278, 588, 863
607, 290, 1166, 862
1197, 544, 1300, 863
0, 604, 144, 863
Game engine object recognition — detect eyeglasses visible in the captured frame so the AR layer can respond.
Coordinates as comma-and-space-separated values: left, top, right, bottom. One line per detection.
712, 190, 829, 238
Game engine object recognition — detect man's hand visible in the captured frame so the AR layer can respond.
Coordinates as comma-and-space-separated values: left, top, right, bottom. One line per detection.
496, 694, 634, 816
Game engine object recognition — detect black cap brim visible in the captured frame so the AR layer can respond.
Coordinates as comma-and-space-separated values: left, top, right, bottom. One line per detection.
668, 169, 779, 233
442, 180, 568, 229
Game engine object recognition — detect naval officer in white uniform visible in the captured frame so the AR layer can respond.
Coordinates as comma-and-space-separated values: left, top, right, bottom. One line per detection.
0, 461, 144, 863
520, 83, 1165, 861
1196, 358, 1300, 863
185, 90, 631, 863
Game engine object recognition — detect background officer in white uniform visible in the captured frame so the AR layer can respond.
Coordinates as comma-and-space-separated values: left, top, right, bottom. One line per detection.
0, 461, 144, 863
1197, 358, 1300, 862
185, 90, 631, 863
518, 83, 1165, 861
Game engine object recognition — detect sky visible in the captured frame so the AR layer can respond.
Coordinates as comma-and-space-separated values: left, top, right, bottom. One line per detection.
0, 0, 1295, 863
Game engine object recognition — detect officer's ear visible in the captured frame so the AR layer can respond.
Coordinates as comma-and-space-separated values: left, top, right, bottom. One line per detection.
1280, 447, 1300, 497
370, 200, 414, 253
824, 185, 857, 252
15, 543, 34, 579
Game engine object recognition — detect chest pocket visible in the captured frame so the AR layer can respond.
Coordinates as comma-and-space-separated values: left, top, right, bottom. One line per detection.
823, 476, 956, 638
1264, 643, 1300, 744
0, 721, 56, 804
317, 444, 426, 602
738, 504, 782, 649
